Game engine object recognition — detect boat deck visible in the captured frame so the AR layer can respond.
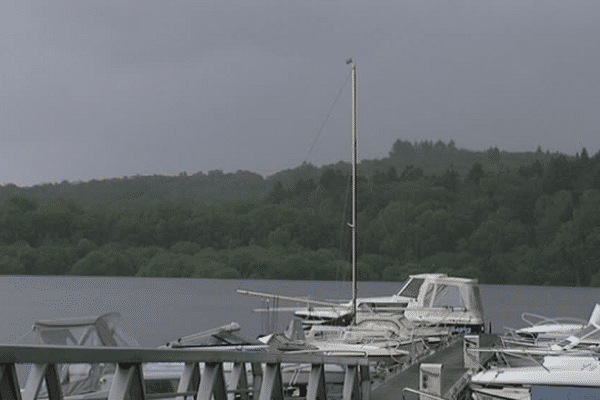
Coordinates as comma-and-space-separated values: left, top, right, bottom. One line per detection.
372, 334, 498, 400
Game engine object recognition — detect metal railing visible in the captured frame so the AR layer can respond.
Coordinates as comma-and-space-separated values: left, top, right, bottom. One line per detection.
0, 344, 371, 400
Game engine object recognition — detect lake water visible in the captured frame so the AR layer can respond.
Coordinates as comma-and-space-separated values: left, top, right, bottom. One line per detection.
1, 276, 599, 347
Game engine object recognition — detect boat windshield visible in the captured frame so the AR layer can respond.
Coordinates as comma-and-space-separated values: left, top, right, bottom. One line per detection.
432, 284, 465, 309
398, 278, 424, 298
554, 323, 600, 350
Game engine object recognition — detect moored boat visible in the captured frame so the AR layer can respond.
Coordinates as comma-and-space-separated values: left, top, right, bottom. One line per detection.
470, 354, 600, 400
239, 272, 486, 333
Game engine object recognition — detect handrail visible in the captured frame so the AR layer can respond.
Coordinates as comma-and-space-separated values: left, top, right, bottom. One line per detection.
521, 312, 587, 328
0, 344, 370, 365
0, 344, 371, 400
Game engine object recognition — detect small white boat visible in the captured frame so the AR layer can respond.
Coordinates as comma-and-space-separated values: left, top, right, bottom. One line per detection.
470, 354, 600, 400
469, 304, 600, 399
240, 273, 486, 333
501, 303, 600, 350
259, 323, 413, 363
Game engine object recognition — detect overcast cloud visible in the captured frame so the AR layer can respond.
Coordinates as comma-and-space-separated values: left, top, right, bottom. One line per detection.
2, 1, 599, 186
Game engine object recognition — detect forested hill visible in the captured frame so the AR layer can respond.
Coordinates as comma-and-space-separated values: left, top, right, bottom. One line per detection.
0, 140, 552, 207
2, 140, 600, 287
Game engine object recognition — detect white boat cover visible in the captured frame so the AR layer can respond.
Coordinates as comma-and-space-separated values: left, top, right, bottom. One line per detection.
16, 312, 139, 397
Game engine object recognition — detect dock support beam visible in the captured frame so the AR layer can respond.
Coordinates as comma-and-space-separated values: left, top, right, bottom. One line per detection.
228, 362, 249, 400
198, 362, 227, 400
251, 363, 263, 400
306, 364, 326, 400
176, 362, 200, 400
109, 363, 146, 400
259, 363, 284, 400
1, 363, 23, 400
342, 365, 370, 400
22, 363, 61, 400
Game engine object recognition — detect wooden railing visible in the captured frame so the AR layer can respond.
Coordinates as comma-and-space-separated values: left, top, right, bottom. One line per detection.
0, 344, 370, 400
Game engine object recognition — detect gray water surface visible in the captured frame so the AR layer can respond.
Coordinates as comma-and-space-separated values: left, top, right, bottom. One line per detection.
1, 276, 599, 346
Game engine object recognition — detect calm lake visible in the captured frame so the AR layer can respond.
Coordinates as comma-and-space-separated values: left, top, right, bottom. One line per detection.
1, 276, 599, 347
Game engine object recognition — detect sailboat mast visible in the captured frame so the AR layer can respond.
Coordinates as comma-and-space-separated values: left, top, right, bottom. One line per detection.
348, 58, 358, 322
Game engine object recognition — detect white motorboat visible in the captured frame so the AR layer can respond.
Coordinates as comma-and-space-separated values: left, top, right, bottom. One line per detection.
500, 303, 600, 350
469, 304, 600, 399
259, 318, 414, 363
470, 354, 600, 400
239, 272, 486, 333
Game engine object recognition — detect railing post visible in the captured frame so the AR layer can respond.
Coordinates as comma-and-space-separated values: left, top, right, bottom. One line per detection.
251, 363, 263, 400
228, 362, 249, 400
342, 365, 358, 400
360, 365, 370, 400
176, 362, 200, 400
0, 363, 23, 400
43, 364, 62, 400
463, 335, 480, 370
198, 362, 227, 400
22, 364, 62, 400
342, 364, 369, 400
306, 364, 326, 400
259, 363, 283, 400
108, 363, 146, 400
419, 363, 442, 400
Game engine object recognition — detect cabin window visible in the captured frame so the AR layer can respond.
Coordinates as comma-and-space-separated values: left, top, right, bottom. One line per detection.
431, 284, 465, 309
422, 284, 434, 307
398, 278, 424, 298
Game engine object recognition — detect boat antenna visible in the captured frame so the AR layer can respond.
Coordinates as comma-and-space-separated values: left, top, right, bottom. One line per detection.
347, 58, 358, 324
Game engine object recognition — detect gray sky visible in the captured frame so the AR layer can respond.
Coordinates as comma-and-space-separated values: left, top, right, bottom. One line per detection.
2, 1, 599, 187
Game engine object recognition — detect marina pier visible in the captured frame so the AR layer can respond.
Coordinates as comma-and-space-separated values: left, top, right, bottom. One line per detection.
0, 343, 371, 400
0, 335, 502, 400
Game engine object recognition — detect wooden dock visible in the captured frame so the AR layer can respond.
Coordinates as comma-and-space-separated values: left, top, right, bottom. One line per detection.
372, 334, 498, 400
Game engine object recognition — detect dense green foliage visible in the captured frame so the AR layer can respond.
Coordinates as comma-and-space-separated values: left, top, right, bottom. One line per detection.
1, 141, 599, 287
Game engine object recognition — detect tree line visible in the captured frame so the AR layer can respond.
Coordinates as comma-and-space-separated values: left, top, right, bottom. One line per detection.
1, 141, 599, 287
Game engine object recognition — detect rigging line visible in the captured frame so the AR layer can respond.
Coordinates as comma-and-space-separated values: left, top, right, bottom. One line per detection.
303, 69, 352, 164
